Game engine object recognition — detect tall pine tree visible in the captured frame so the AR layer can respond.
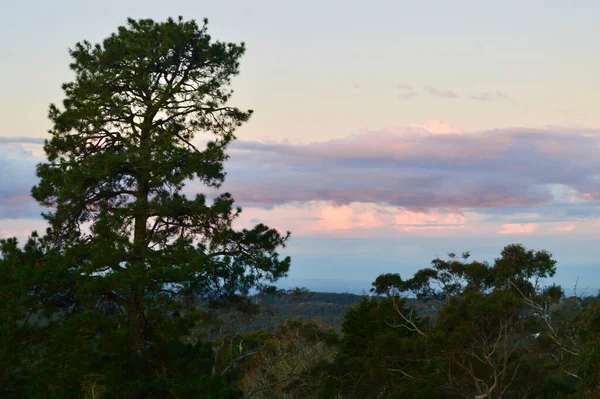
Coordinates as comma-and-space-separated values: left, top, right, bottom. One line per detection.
27, 16, 290, 392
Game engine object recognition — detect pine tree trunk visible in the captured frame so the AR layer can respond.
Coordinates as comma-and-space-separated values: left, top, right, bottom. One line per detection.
130, 147, 150, 356
128, 284, 146, 356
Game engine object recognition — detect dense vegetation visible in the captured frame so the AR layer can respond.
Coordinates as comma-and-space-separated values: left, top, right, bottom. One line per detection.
1, 16, 600, 398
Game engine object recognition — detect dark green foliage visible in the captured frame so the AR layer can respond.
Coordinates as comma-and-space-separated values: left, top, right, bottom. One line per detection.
569, 298, 600, 397
2, 16, 290, 398
31, 15, 290, 322
240, 319, 339, 398
319, 296, 440, 398
319, 245, 589, 399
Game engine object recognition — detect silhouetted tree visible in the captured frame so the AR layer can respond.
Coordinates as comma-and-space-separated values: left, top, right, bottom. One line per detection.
2, 16, 290, 398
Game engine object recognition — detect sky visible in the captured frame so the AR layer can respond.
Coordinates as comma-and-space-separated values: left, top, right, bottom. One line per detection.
2, 0, 600, 293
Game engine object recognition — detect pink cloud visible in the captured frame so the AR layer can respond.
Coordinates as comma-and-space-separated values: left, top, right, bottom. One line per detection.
497, 223, 539, 235
223, 125, 600, 211
355, 211, 385, 229
312, 205, 385, 232
229, 202, 478, 238
394, 209, 466, 231
0, 218, 48, 240
224, 200, 600, 240
531, 138, 583, 158
7, 125, 600, 240
551, 223, 576, 232
313, 205, 354, 231
410, 119, 463, 134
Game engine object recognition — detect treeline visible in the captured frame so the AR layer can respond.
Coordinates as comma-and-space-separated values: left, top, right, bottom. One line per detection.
4, 241, 600, 398
233, 288, 596, 334
201, 246, 600, 398
1, 16, 599, 398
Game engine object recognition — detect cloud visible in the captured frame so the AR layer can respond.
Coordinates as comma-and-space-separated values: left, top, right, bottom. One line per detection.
551, 223, 576, 232
0, 136, 45, 144
498, 223, 539, 234
311, 205, 386, 232
398, 91, 418, 100
313, 205, 354, 231
0, 145, 38, 195
226, 199, 600, 240
396, 84, 418, 101
424, 85, 458, 99
4, 125, 600, 237
471, 91, 510, 102
410, 119, 462, 134
0, 143, 44, 219
0, 218, 47, 240
394, 208, 467, 231
220, 126, 600, 214
355, 211, 384, 229
229, 201, 477, 238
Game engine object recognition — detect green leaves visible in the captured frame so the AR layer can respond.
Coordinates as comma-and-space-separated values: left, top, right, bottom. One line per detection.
332, 245, 572, 398
494, 244, 557, 291
1, 16, 291, 397
32, 14, 290, 310
372, 244, 558, 305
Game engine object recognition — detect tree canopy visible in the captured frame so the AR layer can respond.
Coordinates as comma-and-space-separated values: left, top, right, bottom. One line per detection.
2, 16, 290, 398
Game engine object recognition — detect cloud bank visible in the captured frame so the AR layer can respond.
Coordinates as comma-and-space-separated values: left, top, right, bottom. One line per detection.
222, 125, 600, 214
0, 144, 44, 219
2, 124, 600, 238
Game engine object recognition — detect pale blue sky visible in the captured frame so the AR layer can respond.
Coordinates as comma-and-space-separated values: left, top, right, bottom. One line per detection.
2, 0, 600, 140
2, 1, 600, 291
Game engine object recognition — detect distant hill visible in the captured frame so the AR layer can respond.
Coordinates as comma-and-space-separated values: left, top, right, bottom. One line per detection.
226, 292, 439, 333
226, 291, 600, 334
